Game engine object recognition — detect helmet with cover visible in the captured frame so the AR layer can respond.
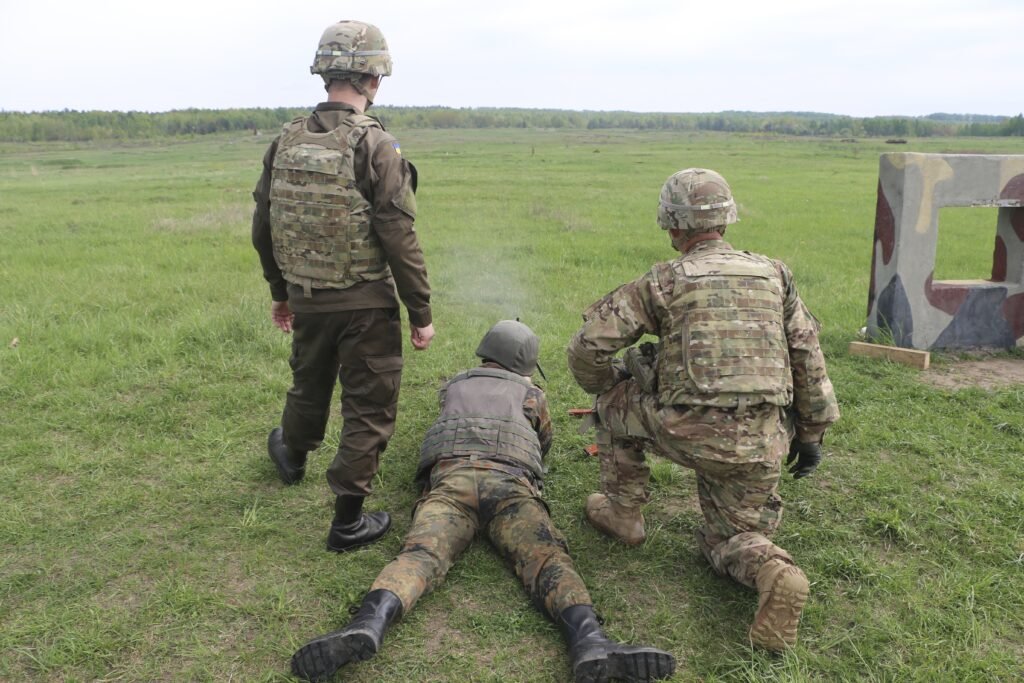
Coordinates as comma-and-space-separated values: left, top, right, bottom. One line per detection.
657, 168, 738, 233
310, 20, 392, 83
475, 320, 540, 377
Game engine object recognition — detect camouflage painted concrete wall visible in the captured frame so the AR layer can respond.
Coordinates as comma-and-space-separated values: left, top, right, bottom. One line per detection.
867, 153, 1024, 350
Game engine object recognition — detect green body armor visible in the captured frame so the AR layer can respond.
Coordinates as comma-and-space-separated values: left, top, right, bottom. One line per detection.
417, 368, 544, 483
269, 114, 389, 291
657, 249, 792, 408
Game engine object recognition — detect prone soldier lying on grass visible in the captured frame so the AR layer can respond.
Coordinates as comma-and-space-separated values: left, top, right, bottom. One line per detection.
291, 321, 675, 683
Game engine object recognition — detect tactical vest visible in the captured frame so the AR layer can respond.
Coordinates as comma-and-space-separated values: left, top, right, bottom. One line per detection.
656, 248, 792, 408
417, 368, 544, 482
269, 114, 389, 292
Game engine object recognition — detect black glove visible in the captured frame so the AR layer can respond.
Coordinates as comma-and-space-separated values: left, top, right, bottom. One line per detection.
610, 358, 632, 386
623, 342, 658, 394
786, 440, 821, 479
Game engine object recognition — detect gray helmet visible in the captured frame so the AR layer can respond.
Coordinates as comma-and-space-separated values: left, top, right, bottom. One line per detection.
657, 168, 738, 232
475, 320, 540, 376
310, 20, 392, 83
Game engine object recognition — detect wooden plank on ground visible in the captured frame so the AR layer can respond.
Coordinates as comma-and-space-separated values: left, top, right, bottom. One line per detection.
848, 341, 931, 369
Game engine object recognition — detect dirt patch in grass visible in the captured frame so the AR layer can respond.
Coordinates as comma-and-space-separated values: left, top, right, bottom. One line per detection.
92, 571, 148, 613
421, 611, 470, 660
921, 358, 1024, 391
660, 491, 701, 516
419, 595, 563, 678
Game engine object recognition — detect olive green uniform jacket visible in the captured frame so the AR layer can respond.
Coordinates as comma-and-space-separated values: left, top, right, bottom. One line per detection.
251, 102, 431, 326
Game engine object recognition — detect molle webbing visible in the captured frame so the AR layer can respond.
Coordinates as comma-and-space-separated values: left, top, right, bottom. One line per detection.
269, 114, 388, 291
658, 250, 792, 407
417, 368, 544, 482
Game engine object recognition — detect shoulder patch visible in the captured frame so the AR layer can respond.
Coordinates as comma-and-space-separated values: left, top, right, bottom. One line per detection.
392, 141, 402, 156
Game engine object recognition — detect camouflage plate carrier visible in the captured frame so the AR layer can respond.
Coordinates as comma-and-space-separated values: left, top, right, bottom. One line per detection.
269, 113, 389, 292
657, 249, 792, 407
417, 368, 544, 483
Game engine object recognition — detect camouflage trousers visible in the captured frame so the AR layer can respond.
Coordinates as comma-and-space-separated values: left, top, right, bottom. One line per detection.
282, 307, 403, 497
371, 460, 592, 617
594, 379, 795, 589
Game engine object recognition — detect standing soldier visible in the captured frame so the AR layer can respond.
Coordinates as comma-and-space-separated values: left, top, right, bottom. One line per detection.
290, 321, 676, 683
567, 169, 839, 651
252, 20, 434, 552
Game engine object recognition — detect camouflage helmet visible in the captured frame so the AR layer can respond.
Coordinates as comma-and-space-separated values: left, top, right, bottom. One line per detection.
475, 320, 540, 376
657, 168, 738, 232
310, 20, 392, 82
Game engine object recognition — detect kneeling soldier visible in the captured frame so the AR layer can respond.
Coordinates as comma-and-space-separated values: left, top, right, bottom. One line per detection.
291, 320, 675, 683
567, 169, 840, 651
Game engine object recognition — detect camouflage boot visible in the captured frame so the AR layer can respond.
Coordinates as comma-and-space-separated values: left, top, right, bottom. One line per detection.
585, 494, 645, 545
291, 589, 403, 682
748, 558, 809, 651
558, 605, 675, 683
267, 427, 307, 485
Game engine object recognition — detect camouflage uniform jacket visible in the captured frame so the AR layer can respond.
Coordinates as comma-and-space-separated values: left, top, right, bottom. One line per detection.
251, 102, 431, 326
417, 362, 553, 488
567, 239, 838, 443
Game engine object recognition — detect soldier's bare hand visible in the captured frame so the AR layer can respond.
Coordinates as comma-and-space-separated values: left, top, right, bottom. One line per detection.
411, 324, 435, 350
271, 300, 294, 333
786, 439, 821, 479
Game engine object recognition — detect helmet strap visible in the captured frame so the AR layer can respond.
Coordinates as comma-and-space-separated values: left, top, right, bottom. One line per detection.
350, 78, 376, 108
323, 74, 380, 109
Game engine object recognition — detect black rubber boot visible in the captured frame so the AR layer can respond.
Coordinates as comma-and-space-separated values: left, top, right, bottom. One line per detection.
267, 427, 307, 485
326, 495, 391, 553
559, 605, 676, 683
291, 589, 403, 682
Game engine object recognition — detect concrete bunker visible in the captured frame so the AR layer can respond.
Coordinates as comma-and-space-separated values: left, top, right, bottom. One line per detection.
866, 152, 1024, 350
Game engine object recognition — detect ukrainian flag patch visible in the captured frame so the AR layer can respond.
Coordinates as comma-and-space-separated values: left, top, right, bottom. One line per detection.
392, 141, 402, 156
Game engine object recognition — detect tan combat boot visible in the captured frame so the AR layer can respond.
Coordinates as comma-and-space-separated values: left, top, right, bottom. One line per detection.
585, 493, 645, 545
748, 558, 809, 651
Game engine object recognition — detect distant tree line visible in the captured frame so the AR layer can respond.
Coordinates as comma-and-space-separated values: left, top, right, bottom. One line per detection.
1, 107, 1021, 142
0, 108, 298, 142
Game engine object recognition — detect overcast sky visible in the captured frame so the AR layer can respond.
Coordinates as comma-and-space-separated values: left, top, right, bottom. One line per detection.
1, 0, 1020, 117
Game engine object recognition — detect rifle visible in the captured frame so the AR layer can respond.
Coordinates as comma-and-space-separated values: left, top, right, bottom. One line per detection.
569, 341, 658, 458
622, 341, 658, 394
568, 408, 600, 457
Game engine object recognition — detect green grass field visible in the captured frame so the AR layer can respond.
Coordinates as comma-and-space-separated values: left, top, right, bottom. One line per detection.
2, 129, 1023, 682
